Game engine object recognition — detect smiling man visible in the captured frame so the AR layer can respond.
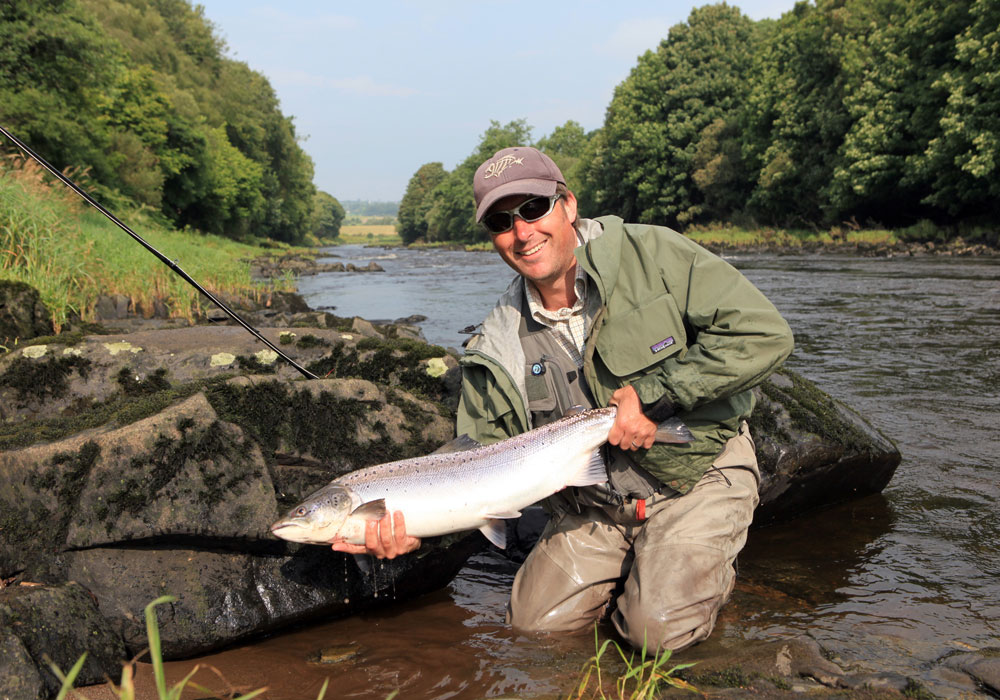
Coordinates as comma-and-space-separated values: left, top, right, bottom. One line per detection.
453, 146, 794, 652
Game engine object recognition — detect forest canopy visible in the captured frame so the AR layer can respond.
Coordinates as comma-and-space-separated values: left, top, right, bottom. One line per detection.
0, 0, 340, 243
399, 0, 998, 245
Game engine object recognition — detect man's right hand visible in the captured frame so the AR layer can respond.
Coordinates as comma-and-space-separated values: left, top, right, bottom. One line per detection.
330, 510, 421, 560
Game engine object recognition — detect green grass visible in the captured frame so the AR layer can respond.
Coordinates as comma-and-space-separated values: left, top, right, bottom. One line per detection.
0, 160, 295, 331
685, 222, 898, 247
48, 596, 281, 700
337, 223, 401, 245
568, 626, 699, 699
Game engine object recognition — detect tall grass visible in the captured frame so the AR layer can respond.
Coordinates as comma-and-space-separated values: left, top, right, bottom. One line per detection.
48, 596, 292, 700
568, 626, 699, 700
0, 157, 293, 331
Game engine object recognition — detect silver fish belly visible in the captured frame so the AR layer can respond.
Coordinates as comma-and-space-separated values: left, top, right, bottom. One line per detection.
270, 407, 692, 549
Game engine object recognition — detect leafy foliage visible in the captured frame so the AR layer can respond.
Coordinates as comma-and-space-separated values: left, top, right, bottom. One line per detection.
399, 1, 997, 236
397, 162, 446, 244
0, 0, 315, 242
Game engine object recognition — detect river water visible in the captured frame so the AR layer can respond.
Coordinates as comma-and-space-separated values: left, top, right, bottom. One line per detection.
152, 245, 998, 699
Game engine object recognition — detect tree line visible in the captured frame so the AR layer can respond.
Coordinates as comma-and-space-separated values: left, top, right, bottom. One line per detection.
0, 0, 343, 243
399, 0, 998, 245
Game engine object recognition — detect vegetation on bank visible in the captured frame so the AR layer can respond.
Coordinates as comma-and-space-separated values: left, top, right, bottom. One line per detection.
398, 0, 1000, 247
0, 0, 344, 244
0, 156, 295, 332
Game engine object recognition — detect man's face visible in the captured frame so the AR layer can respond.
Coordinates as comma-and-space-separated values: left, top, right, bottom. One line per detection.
487, 191, 579, 291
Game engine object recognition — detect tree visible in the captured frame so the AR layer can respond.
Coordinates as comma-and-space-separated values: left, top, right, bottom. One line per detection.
397, 162, 446, 244
309, 191, 345, 240
915, 0, 998, 217
584, 4, 759, 226
425, 120, 533, 243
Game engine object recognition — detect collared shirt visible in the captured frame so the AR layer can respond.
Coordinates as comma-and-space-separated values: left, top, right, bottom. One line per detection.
524, 257, 590, 368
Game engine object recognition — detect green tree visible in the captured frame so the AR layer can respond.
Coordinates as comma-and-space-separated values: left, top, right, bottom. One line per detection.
916, 0, 998, 216
535, 120, 594, 211
425, 119, 533, 243
827, 0, 973, 224
397, 162, 446, 244
584, 4, 759, 226
310, 190, 345, 239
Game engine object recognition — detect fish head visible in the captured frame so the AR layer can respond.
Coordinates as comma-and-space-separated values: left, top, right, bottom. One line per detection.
270, 484, 355, 544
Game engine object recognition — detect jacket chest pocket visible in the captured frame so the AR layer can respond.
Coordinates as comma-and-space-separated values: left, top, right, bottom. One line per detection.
595, 292, 687, 378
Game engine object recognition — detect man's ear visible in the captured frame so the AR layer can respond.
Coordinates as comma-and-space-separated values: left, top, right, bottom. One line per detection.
561, 190, 578, 224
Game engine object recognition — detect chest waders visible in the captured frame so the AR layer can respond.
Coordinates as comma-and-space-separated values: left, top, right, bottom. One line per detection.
517, 308, 663, 514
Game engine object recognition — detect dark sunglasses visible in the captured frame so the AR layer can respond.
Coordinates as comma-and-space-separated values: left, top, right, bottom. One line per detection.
482, 194, 562, 234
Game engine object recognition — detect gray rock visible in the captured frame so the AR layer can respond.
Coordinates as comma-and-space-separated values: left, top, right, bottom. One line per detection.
0, 582, 126, 696
750, 367, 901, 524
0, 280, 53, 347
944, 649, 1000, 695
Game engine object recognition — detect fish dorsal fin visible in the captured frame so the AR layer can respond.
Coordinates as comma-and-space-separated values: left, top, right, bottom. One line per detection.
566, 450, 609, 487
562, 405, 586, 417
350, 499, 387, 521
430, 434, 482, 454
653, 417, 695, 444
479, 519, 507, 549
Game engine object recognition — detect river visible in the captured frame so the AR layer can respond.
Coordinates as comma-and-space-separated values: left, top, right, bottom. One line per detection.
153, 245, 998, 699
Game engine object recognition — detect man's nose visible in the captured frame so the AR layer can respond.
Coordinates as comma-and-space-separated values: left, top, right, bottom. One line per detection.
512, 216, 533, 240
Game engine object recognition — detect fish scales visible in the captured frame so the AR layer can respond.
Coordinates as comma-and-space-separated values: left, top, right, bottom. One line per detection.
270, 406, 693, 548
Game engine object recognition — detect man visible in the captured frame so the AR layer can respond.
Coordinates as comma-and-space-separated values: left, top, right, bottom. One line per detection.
335, 146, 793, 652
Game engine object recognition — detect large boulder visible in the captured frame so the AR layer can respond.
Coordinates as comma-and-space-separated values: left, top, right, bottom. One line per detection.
749, 367, 900, 524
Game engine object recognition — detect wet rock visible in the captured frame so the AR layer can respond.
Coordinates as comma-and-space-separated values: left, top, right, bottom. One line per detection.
943, 649, 1000, 695
680, 637, 845, 689
0, 281, 53, 347
0, 582, 126, 696
749, 367, 901, 524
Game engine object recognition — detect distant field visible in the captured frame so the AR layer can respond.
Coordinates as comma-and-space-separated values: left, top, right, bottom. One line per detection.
338, 224, 401, 244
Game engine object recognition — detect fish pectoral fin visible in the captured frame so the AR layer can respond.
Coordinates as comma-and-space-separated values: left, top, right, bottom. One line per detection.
430, 434, 482, 454
482, 510, 522, 519
352, 554, 372, 575
479, 519, 507, 549
654, 417, 695, 444
350, 499, 388, 521
566, 450, 609, 487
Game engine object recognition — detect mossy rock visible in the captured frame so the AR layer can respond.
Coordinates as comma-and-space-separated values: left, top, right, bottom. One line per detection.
0, 280, 53, 348
749, 368, 901, 524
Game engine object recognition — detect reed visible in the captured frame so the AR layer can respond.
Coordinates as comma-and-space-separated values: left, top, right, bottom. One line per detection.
568, 626, 699, 700
47, 596, 278, 700
0, 159, 294, 332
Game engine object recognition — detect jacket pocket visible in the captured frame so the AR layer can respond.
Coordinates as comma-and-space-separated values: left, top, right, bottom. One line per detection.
595, 293, 686, 377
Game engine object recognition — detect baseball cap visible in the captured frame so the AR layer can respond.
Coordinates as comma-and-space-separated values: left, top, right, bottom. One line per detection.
473, 146, 565, 222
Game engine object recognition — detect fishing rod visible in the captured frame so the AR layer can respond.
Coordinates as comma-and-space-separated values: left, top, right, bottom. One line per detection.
0, 124, 319, 379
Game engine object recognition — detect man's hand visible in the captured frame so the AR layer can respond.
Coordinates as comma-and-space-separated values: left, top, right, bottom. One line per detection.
608, 385, 657, 451
330, 510, 421, 560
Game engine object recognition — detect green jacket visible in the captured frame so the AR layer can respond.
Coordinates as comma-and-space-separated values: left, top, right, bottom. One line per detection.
457, 216, 794, 494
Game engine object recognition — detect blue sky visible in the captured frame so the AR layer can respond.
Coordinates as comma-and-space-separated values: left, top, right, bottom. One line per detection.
198, 1, 799, 203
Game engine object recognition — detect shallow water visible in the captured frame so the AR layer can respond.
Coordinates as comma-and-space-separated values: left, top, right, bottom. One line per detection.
145, 247, 998, 699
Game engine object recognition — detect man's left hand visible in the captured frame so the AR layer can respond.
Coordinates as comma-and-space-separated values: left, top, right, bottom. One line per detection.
608, 385, 657, 451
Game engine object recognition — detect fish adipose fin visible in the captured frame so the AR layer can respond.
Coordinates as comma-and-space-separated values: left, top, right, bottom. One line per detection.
566, 450, 609, 487
479, 519, 507, 549
431, 434, 482, 454
351, 499, 388, 521
654, 417, 695, 444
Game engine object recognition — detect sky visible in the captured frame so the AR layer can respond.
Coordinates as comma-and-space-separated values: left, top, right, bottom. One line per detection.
197, 1, 800, 204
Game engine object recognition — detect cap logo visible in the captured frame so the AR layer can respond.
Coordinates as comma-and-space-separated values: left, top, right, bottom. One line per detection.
484, 155, 523, 179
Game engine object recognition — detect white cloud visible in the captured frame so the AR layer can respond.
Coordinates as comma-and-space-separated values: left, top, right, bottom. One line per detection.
269, 69, 418, 97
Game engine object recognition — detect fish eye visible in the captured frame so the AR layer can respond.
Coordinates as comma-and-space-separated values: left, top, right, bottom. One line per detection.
295, 506, 307, 516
